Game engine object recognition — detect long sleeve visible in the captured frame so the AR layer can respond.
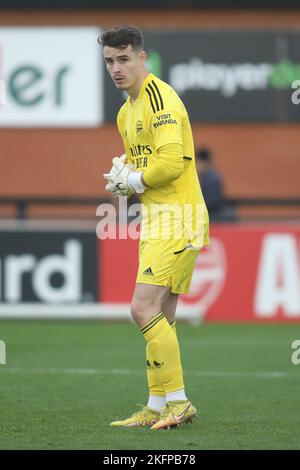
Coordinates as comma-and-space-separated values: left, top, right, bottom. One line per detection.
142, 142, 184, 188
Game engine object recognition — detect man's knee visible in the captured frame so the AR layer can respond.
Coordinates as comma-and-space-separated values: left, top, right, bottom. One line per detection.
131, 298, 152, 326
131, 284, 171, 327
131, 298, 142, 321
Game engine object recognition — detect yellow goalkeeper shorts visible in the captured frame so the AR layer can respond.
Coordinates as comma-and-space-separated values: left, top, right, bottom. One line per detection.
136, 239, 200, 294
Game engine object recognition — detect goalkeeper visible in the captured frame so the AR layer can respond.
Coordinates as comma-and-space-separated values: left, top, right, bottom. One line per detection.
100, 25, 209, 430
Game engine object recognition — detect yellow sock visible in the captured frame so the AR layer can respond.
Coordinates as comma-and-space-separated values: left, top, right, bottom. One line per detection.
142, 313, 184, 394
146, 319, 178, 397
146, 344, 165, 397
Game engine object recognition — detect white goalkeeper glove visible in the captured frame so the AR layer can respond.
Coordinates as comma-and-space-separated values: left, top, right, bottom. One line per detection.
104, 155, 133, 198
104, 155, 146, 197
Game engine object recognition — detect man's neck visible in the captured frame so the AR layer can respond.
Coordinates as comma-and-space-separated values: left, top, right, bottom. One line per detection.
128, 70, 149, 102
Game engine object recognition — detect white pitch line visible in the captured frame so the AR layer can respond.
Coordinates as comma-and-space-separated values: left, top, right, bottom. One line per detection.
0, 367, 298, 379
193, 371, 290, 378
0, 367, 100, 375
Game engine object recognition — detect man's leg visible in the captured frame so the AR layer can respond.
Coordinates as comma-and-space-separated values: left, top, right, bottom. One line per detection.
163, 293, 180, 381
163, 292, 178, 324
110, 283, 171, 427
132, 285, 196, 430
150, 250, 200, 429
145, 292, 179, 412
143, 290, 197, 430
110, 284, 189, 427
161, 293, 190, 401
131, 284, 170, 414
132, 284, 193, 422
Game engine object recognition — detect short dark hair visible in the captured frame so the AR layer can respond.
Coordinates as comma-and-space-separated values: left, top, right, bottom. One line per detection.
196, 147, 212, 162
98, 25, 144, 51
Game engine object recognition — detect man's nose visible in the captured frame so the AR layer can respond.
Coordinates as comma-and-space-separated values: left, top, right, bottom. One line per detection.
112, 62, 121, 73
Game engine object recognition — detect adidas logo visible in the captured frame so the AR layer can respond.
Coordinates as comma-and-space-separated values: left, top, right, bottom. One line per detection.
153, 360, 163, 369
143, 267, 154, 276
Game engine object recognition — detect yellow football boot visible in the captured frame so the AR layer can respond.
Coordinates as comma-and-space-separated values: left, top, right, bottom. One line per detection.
110, 406, 160, 427
151, 400, 197, 430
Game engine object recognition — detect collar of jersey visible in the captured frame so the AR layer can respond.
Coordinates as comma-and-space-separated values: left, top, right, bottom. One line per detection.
129, 72, 155, 104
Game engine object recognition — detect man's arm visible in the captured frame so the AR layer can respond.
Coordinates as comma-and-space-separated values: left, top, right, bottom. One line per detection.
142, 142, 184, 188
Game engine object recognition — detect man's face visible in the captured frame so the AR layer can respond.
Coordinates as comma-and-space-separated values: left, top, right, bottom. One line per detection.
103, 44, 145, 91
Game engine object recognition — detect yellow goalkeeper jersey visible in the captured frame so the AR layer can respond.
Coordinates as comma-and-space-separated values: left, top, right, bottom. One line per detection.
117, 73, 209, 249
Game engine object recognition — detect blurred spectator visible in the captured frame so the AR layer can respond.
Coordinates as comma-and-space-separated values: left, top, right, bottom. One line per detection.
196, 147, 237, 222
196, 147, 224, 221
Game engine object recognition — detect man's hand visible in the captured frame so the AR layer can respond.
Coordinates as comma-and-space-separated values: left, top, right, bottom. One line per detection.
103, 155, 134, 198
110, 157, 133, 196
104, 155, 146, 197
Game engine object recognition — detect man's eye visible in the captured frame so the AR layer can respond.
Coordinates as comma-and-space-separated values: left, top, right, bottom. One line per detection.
120, 58, 128, 63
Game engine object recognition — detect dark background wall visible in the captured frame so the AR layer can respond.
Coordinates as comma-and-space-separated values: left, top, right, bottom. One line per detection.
1, 1, 299, 8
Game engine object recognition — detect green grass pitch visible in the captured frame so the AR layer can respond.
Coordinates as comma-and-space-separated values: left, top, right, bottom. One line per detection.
0, 320, 299, 450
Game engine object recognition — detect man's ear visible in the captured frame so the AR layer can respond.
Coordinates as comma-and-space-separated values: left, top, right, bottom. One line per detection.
139, 50, 147, 66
